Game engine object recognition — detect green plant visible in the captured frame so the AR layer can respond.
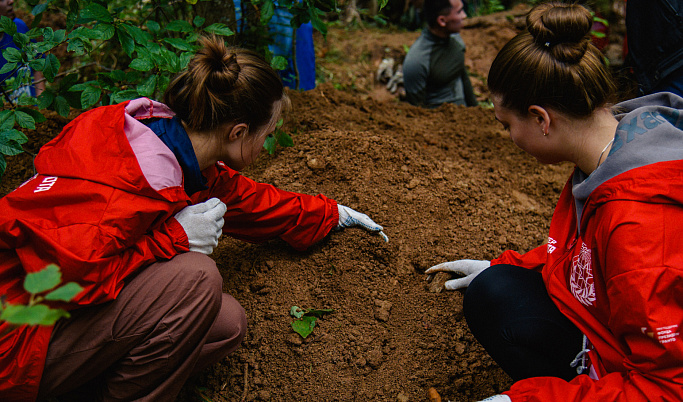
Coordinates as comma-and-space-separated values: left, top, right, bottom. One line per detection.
0, 0, 343, 178
0, 264, 83, 336
263, 118, 294, 154
290, 305, 334, 338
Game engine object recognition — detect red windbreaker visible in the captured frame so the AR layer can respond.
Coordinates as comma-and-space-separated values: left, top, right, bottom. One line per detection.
493, 162, 683, 400
0, 98, 338, 400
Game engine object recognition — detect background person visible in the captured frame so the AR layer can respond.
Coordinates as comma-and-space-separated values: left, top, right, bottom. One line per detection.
0, 36, 384, 401
624, 0, 683, 97
402, 0, 477, 108
427, 2, 683, 401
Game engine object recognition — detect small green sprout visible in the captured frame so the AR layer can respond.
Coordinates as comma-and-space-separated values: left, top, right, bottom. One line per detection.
290, 306, 335, 338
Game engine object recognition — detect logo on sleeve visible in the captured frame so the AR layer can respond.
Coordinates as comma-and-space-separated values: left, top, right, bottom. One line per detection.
34, 176, 58, 193
547, 237, 557, 254
570, 242, 596, 307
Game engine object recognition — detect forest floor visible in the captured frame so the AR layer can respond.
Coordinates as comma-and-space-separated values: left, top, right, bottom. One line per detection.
0, 4, 632, 401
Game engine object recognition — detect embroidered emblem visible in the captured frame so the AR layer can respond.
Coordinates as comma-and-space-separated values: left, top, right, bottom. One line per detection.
570, 242, 596, 307
547, 237, 557, 254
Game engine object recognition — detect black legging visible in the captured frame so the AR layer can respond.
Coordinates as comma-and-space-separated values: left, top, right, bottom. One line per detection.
464, 264, 584, 382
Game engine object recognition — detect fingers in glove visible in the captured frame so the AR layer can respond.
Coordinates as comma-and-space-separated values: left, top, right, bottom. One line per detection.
444, 276, 476, 290
425, 261, 463, 275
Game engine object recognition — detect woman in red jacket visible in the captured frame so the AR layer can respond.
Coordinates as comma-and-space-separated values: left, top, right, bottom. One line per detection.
427, 2, 683, 401
0, 36, 385, 401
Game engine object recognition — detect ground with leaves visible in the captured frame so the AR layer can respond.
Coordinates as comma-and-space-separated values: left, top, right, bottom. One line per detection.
0, 5, 630, 401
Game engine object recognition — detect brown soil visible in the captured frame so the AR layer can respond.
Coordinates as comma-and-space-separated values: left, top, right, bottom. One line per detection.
0, 5, 627, 402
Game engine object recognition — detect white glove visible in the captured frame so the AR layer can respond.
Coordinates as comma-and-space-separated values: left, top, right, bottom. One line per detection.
174, 198, 227, 255
336, 204, 389, 242
425, 259, 491, 290
386, 66, 403, 94
478, 395, 512, 402
376, 57, 395, 82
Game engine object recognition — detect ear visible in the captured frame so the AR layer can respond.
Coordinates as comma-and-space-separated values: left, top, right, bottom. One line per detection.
227, 123, 249, 142
528, 105, 551, 135
436, 14, 447, 28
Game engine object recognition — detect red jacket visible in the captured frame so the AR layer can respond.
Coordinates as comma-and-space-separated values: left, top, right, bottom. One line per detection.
0, 98, 338, 400
494, 93, 683, 401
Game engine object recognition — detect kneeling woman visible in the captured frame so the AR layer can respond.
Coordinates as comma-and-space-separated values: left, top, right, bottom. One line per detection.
427, 2, 683, 401
0, 36, 385, 401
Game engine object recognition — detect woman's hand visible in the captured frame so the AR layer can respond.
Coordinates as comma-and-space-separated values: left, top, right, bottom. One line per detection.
174, 198, 227, 255
425, 259, 491, 290
336, 204, 389, 242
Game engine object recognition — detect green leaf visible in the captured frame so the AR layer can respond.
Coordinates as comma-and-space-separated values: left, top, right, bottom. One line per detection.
13, 32, 30, 48
263, 134, 276, 154
24, 264, 61, 294
0, 128, 28, 143
290, 306, 304, 319
29, 58, 45, 71
136, 75, 156, 98
271, 55, 288, 71
80, 85, 101, 109
261, 0, 275, 24
38, 90, 56, 109
0, 16, 17, 36
0, 131, 26, 156
110, 89, 139, 104
276, 131, 294, 147
0, 110, 14, 129
166, 20, 193, 33
3, 47, 22, 63
129, 57, 154, 71
203, 23, 234, 37
0, 61, 16, 75
54, 95, 70, 117
18, 107, 46, 124
121, 24, 151, 45
162, 38, 197, 52
66, 37, 87, 55
31, 3, 49, 16
193, 16, 205, 27
116, 28, 135, 57
92, 23, 115, 41
42, 54, 60, 82
146, 20, 161, 34
0, 154, 6, 176
303, 308, 334, 319
14, 110, 36, 130
0, 303, 69, 326
291, 316, 317, 338
80, 3, 113, 23
45, 282, 83, 302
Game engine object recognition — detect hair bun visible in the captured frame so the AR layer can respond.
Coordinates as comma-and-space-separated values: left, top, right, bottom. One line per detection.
526, 1, 594, 64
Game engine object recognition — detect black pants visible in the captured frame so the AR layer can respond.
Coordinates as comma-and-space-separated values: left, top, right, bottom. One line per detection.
464, 264, 584, 382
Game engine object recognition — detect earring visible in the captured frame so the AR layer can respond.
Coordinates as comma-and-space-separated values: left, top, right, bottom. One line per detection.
542, 129, 548, 136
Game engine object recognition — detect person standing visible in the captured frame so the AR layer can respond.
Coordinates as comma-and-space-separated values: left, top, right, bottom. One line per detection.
402, 0, 477, 108
427, 2, 683, 401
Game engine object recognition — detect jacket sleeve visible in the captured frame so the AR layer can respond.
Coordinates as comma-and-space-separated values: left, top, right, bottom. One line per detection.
402, 54, 428, 107
504, 200, 683, 401
491, 244, 546, 272
0, 176, 190, 307
194, 162, 339, 251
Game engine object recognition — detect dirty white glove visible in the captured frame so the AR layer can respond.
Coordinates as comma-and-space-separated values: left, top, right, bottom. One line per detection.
336, 204, 389, 242
174, 198, 227, 255
478, 395, 511, 402
376, 57, 395, 82
386, 66, 403, 94
425, 259, 491, 290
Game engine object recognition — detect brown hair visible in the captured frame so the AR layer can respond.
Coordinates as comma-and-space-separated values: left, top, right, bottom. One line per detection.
164, 36, 290, 134
487, 1, 616, 118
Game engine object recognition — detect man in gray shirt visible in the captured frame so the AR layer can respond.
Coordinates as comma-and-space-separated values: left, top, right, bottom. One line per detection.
403, 0, 477, 108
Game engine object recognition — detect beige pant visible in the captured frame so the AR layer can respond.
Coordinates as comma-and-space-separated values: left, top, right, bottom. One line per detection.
37, 252, 246, 401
